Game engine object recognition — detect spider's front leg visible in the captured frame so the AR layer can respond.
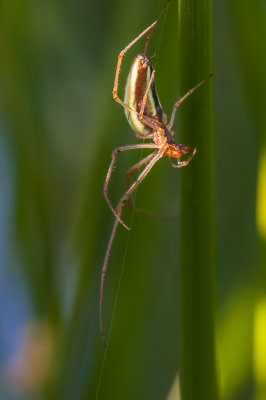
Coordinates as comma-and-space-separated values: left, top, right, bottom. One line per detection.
112, 22, 158, 114
171, 147, 197, 168
112, 0, 170, 115
168, 74, 213, 130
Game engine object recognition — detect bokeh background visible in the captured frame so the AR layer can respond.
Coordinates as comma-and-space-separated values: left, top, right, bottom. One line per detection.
0, 0, 265, 399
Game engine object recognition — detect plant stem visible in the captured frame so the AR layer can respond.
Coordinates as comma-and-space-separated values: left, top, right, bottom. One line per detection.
178, 0, 218, 399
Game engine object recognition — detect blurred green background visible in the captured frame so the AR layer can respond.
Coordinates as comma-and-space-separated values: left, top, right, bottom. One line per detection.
0, 0, 265, 399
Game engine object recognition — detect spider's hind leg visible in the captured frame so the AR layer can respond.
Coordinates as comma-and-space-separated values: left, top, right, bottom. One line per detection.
117, 142, 168, 219
126, 151, 177, 222
104, 143, 159, 230
125, 151, 156, 212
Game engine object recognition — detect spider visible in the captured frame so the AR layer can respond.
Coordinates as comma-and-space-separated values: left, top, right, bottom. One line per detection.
100, 0, 212, 347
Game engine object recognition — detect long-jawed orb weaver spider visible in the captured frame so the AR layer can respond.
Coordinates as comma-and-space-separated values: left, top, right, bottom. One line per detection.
100, 0, 212, 347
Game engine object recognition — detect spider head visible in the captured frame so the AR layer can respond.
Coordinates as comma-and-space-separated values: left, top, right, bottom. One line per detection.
166, 143, 191, 159
181, 146, 191, 155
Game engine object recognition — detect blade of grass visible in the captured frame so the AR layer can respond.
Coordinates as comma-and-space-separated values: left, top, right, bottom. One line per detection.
177, 1, 219, 399
226, 1, 266, 398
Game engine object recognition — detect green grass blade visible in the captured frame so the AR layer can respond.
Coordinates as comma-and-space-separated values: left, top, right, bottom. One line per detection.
177, 1, 219, 399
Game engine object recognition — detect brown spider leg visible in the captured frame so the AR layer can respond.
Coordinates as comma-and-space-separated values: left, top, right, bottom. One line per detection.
141, 115, 163, 130
125, 152, 156, 212
104, 143, 160, 230
112, 21, 158, 114
100, 143, 167, 347
126, 152, 177, 221
168, 74, 213, 130
117, 142, 168, 212
136, 70, 160, 132
138, 70, 155, 120
171, 147, 197, 168
135, 133, 154, 139
100, 153, 154, 348
143, 0, 170, 55
113, 0, 170, 116
100, 216, 120, 348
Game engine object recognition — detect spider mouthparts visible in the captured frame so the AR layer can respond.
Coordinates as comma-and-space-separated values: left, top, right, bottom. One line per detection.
182, 146, 191, 154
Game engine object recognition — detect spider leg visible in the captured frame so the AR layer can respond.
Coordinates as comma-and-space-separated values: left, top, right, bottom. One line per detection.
126, 152, 156, 186
138, 70, 155, 120
112, 22, 158, 114
171, 147, 197, 168
125, 151, 177, 221
137, 70, 165, 133
143, 0, 170, 55
100, 143, 167, 348
135, 133, 154, 140
168, 74, 213, 130
104, 143, 159, 230
131, 68, 165, 134
125, 151, 156, 211
117, 142, 168, 214
112, 0, 170, 115
141, 115, 163, 131
100, 216, 120, 348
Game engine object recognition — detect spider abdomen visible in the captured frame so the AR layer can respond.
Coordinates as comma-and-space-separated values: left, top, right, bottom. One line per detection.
124, 54, 164, 136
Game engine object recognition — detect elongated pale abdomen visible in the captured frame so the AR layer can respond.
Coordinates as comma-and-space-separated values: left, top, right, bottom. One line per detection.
124, 54, 164, 136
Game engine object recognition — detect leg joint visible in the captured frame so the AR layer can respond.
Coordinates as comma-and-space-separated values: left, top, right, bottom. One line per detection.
120, 198, 127, 207
112, 148, 121, 157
